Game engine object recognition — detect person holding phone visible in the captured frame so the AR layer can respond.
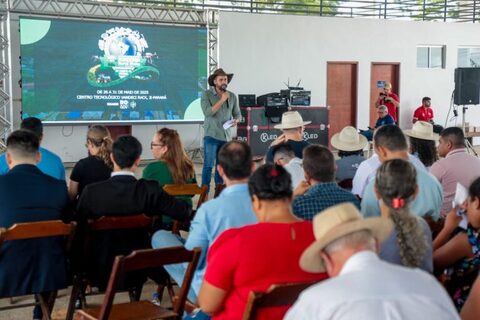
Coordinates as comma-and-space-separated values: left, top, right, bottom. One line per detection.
375, 81, 400, 123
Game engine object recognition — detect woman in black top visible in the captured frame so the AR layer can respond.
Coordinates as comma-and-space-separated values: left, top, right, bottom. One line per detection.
69, 125, 113, 201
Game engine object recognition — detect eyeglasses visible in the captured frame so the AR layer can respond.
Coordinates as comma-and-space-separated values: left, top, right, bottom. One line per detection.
150, 142, 165, 149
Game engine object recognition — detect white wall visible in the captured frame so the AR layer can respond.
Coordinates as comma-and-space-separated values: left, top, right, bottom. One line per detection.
218, 12, 480, 133
9, 13, 480, 162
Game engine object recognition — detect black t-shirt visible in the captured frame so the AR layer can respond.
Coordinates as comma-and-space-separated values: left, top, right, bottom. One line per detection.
265, 140, 310, 163
70, 155, 112, 198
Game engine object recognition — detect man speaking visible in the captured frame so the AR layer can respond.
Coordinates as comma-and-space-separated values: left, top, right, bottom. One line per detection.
200, 68, 241, 192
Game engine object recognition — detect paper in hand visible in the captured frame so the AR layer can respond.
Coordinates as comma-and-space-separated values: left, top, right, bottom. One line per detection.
223, 119, 235, 130
453, 183, 468, 208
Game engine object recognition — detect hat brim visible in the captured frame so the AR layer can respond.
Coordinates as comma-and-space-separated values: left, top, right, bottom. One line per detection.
208, 73, 234, 87
331, 133, 368, 151
403, 129, 439, 141
299, 217, 393, 273
274, 121, 312, 130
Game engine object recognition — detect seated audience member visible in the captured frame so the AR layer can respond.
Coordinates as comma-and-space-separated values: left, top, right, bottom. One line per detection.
461, 276, 480, 320
430, 127, 480, 217
330, 126, 367, 184
433, 177, 480, 310
404, 121, 439, 168
285, 203, 459, 320
359, 105, 395, 141
76, 135, 190, 290
143, 128, 197, 230
265, 111, 311, 162
69, 125, 113, 201
0, 130, 69, 319
413, 96, 443, 134
292, 145, 360, 220
197, 164, 328, 319
151, 141, 257, 302
375, 159, 433, 272
0, 117, 65, 180
272, 143, 304, 189
361, 125, 442, 221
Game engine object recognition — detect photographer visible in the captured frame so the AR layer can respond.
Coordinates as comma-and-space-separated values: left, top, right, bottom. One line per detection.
375, 81, 400, 123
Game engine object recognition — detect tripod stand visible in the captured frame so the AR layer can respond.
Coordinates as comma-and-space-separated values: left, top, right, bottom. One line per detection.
461, 105, 479, 157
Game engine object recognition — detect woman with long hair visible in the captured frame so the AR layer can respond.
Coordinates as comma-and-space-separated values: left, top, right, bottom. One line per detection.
409, 136, 438, 168
374, 159, 432, 272
197, 163, 327, 319
434, 176, 480, 310
69, 125, 113, 201
143, 128, 196, 203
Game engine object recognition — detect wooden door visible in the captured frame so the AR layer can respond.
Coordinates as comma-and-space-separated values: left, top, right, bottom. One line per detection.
105, 125, 132, 140
370, 63, 400, 126
327, 62, 358, 145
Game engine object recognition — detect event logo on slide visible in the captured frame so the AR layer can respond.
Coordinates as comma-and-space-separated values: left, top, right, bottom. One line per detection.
87, 27, 160, 87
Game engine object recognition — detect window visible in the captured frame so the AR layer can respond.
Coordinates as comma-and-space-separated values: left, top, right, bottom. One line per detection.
416, 46, 445, 68
457, 47, 480, 67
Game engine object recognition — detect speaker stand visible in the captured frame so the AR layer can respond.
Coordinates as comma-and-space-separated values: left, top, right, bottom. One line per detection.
461, 105, 479, 157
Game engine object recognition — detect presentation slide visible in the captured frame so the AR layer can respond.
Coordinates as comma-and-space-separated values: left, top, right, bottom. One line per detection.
20, 17, 208, 123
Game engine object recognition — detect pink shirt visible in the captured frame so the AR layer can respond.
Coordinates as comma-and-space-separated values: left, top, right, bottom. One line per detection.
430, 148, 480, 216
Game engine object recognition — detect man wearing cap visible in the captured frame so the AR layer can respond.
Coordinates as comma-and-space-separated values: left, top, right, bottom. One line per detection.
201, 68, 241, 191
265, 111, 311, 163
375, 81, 400, 123
331, 126, 367, 183
285, 203, 459, 320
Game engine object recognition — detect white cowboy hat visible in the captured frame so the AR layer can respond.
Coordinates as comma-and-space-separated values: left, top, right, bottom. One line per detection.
403, 121, 439, 141
300, 203, 393, 273
331, 126, 368, 151
273, 111, 311, 130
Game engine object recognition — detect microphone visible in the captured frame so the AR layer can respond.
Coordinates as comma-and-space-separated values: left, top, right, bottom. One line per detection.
220, 84, 228, 92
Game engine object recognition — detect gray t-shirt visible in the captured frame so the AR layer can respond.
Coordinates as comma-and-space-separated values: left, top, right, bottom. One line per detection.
380, 216, 433, 273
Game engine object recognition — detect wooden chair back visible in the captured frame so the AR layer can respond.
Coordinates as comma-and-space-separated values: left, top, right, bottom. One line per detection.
88, 214, 153, 231
163, 184, 208, 234
0, 220, 76, 319
96, 246, 201, 320
0, 219, 76, 251
242, 281, 316, 320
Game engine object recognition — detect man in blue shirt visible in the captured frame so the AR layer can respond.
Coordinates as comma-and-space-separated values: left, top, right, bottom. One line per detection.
360, 105, 395, 141
151, 141, 257, 302
361, 125, 443, 221
0, 117, 65, 180
292, 145, 360, 221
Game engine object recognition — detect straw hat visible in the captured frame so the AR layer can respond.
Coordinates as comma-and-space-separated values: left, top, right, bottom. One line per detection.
403, 121, 438, 141
273, 111, 311, 130
208, 68, 233, 87
330, 126, 368, 151
300, 203, 393, 273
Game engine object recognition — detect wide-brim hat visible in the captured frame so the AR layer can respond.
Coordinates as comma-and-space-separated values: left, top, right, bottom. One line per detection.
331, 126, 368, 151
273, 111, 311, 130
300, 203, 393, 273
208, 68, 234, 86
403, 121, 438, 141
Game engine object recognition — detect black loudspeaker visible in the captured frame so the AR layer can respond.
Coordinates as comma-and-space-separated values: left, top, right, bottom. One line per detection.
454, 68, 480, 105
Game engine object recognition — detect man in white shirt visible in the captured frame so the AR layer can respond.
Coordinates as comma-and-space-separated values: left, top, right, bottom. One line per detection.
272, 143, 304, 189
285, 203, 459, 320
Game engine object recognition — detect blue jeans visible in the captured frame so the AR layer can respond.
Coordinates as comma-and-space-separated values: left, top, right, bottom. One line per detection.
201, 136, 226, 188
151, 230, 198, 302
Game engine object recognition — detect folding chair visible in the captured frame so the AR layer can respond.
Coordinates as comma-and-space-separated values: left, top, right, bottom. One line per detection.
242, 281, 317, 320
74, 246, 201, 320
66, 214, 154, 320
0, 220, 76, 320
163, 184, 208, 234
